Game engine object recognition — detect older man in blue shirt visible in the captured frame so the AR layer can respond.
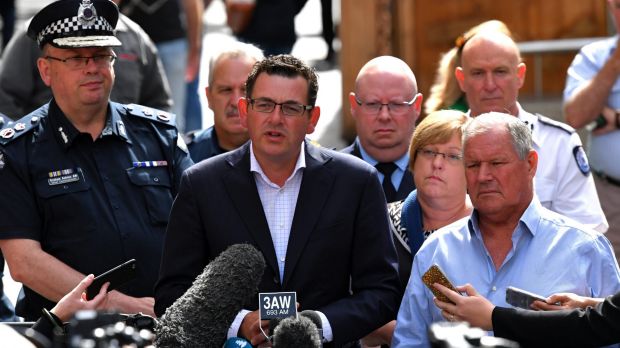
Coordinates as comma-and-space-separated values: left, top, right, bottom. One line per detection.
392, 112, 620, 347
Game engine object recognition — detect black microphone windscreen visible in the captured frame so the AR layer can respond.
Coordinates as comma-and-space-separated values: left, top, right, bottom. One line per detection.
272, 316, 321, 348
155, 244, 266, 347
299, 310, 322, 329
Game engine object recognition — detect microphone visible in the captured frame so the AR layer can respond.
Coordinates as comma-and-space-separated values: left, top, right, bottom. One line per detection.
272, 315, 321, 348
299, 310, 323, 338
155, 244, 266, 347
223, 337, 252, 347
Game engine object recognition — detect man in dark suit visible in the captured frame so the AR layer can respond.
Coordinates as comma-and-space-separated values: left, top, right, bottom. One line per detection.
342, 56, 422, 202
154, 55, 400, 347
434, 283, 620, 347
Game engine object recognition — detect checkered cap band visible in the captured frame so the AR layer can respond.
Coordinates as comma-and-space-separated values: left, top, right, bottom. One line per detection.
37, 15, 114, 46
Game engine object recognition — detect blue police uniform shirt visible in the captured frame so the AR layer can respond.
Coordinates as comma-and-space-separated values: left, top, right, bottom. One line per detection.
0, 99, 193, 320
186, 125, 227, 163
564, 36, 620, 179
392, 198, 620, 348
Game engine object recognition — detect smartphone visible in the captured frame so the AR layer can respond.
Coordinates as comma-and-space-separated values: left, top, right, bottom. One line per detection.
86, 259, 137, 300
421, 264, 459, 304
505, 286, 548, 310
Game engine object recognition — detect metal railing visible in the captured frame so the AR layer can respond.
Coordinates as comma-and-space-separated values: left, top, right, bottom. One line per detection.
517, 37, 607, 97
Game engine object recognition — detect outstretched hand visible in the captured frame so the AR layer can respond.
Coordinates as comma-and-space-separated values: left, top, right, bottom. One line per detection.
51, 274, 109, 322
531, 292, 602, 311
433, 283, 495, 331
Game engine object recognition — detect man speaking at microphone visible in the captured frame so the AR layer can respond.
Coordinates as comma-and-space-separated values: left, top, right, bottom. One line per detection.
154, 55, 401, 347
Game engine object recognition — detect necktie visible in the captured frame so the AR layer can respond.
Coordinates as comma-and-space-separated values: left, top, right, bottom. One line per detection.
375, 162, 397, 202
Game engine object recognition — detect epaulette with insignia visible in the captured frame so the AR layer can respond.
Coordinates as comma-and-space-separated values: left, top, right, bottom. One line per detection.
0, 107, 47, 146
123, 103, 176, 126
536, 114, 574, 135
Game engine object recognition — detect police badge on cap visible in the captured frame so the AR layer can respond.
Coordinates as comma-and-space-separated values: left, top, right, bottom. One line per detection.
27, 0, 122, 48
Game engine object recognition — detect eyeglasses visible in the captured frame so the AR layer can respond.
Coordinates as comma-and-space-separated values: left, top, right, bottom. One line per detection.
354, 94, 418, 115
248, 98, 313, 117
417, 148, 463, 164
45, 54, 116, 70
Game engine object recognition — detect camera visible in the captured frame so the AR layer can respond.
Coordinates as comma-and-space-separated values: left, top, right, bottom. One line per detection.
61, 310, 156, 348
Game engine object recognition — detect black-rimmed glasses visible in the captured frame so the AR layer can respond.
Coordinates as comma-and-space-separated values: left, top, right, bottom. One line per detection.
45, 54, 116, 70
248, 98, 313, 117
354, 94, 418, 115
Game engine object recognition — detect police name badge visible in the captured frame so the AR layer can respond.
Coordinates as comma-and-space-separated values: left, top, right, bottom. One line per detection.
258, 292, 297, 320
48, 168, 81, 186
573, 146, 591, 176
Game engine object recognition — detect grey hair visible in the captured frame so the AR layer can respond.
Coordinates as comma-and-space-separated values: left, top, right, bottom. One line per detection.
207, 40, 264, 86
463, 112, 532, 160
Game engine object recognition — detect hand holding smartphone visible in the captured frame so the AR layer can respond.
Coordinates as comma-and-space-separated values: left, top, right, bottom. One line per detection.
421, 264, 460, 304
505, 286, 554, 310
86, 259, 137, 300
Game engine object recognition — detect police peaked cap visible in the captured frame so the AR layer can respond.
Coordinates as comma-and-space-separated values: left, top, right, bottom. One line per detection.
27, 0, 122, 49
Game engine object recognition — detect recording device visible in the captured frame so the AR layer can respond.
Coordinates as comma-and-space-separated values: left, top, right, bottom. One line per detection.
272, 315, 322, 348
223, 337, 252, 347
62, 310, 156, 348
85, 259, 136, 300
505, 286, 551, 310
155, 244, 266, 347
429, 322, 520, 348
268, 310, 322, 348
422, 264, 460, 304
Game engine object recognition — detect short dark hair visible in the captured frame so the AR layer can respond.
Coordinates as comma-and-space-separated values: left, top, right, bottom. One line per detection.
245, 54, 319, 107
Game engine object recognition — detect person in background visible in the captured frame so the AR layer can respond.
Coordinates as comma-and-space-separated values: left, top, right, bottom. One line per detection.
342, 56, 422, 203
0, 0, 193, 321
186, 41, 263, 163
0, 1, 172, 120
455, 28, 607, 233
0, 0, 15, 52
433, 283, 620, 347
0, 114, 17, 323
155, 54, 400, 346
118, 0, 204, 133
424, 20, 512, 115
563, 0, 620, 258
392, 112, 620, 347
362, 110, 473, 347
233, 0, 307, 56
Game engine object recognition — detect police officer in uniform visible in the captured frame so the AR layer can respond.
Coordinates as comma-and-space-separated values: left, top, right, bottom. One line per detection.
455, 29, 608, 232
0, 0, 193, 321
563, 0, 620, 258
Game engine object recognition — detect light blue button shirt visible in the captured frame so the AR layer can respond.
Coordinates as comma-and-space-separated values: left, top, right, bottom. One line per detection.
356, 138, 409, 190
392, 198, 620, 348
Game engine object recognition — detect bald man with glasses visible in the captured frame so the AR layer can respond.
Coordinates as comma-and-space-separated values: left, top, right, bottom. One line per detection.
342, 56, 422, 203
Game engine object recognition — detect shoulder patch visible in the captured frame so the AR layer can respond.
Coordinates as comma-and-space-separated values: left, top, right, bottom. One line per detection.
573, 146, 591, 176
0, 112, 44, 146
536, 114, 574, 135
123, 103, 176, 127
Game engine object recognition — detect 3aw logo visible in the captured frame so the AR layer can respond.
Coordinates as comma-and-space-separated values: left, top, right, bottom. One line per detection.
258, 292, 297, 320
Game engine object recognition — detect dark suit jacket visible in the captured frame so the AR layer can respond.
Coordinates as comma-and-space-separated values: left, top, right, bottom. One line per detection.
340, 141, 415, 202
154, 141, 400, 346
493, 292, 620, 347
